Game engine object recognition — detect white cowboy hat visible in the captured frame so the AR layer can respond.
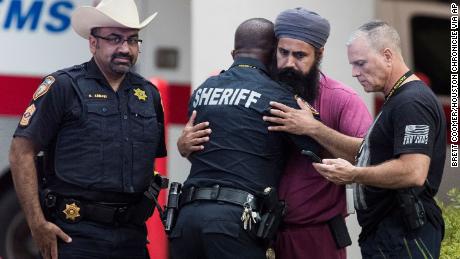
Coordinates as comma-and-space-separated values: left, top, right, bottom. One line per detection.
71, 0, 158, 39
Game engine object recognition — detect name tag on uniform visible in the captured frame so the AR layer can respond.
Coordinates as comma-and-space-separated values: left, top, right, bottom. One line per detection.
88, 93, 108, 99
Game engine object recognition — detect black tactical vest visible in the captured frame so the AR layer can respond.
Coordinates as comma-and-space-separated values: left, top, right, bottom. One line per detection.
53, 66, 162, 193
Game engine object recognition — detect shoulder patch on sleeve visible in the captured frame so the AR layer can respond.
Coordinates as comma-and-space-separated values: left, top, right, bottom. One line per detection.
19, 103, 36, 127
33, 76, 55, 100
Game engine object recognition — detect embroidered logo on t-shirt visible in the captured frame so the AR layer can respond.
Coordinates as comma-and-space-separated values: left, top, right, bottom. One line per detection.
403, 125, 429, 145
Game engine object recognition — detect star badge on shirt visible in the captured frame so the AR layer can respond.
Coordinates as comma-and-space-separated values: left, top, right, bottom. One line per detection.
134, 88, 148, 101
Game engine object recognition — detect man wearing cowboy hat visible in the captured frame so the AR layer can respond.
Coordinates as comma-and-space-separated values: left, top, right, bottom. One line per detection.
9, 1, 165, 258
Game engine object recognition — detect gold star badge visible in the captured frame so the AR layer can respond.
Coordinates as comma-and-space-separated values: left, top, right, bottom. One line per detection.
266, 248, 276, 259
134, 88, 147, 101
62, 202, 81, 221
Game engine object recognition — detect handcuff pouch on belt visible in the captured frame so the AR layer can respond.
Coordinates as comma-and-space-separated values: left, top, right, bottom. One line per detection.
254, 187, 286, 241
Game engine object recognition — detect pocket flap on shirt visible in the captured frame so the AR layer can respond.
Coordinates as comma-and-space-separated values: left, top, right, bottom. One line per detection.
86, 103, 118, 116
128, 102, 157, 118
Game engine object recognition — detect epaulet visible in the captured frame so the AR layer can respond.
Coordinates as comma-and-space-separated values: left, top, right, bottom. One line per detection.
130, 72, 159, 90
147, 80, 159, 91
56, 64, 85, 80
31, 66, 82, 101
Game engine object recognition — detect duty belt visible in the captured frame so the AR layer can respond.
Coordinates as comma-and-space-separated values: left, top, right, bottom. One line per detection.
44, 192, 144, 225
180, 185, 260, 210
43, 174, 168, 226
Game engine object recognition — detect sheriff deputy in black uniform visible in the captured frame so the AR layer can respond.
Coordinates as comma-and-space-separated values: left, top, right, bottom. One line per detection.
8, 1, 166, 259
169, 18, 320, 259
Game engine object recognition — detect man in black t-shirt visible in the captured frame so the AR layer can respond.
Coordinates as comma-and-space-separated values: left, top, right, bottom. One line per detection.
314, 21, 446, 259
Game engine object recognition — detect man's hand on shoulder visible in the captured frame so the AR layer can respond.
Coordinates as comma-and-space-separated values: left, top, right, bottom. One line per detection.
177, 110, 212, 158
263, 97, 321, 136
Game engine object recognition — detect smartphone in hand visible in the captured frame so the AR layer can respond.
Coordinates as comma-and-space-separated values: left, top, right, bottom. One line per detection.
301, 150, 322, 163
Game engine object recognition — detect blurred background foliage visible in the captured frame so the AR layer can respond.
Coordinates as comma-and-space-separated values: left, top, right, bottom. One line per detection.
438, 188, 460, 259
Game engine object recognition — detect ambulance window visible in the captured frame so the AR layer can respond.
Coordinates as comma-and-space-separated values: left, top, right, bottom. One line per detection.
411, 16, 450, 96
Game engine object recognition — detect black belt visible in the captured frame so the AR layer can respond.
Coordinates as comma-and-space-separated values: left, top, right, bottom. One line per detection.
65, 199, 128, 224
180, 185, 260, 210
45, 193, 143, 225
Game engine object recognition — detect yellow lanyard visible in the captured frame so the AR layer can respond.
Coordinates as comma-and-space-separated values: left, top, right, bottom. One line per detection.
384, 70, 413, 103
355, 70, 413, 164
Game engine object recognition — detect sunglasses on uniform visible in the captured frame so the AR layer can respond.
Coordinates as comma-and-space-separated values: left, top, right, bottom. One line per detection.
91, 33, 143, 47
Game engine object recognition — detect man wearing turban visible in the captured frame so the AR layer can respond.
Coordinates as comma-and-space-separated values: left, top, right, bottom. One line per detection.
176, 8, 373, 259
262, 8, 372, 259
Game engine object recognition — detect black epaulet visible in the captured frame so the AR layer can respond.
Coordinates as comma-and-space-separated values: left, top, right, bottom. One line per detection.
130, 72, 159, 91
56, 63, 86, 80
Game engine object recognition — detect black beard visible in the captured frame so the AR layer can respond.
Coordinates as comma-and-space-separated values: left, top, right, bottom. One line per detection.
275, 63, 320, 103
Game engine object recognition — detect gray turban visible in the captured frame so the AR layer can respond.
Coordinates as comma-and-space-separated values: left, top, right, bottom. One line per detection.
275, 8, 330, 49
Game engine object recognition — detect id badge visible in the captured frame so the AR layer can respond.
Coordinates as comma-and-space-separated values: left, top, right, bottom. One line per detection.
346, 184, 355, 214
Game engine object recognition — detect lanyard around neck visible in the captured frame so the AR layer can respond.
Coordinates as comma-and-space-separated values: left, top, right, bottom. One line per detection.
356, 70, 413, 164
384, 70, 413, 102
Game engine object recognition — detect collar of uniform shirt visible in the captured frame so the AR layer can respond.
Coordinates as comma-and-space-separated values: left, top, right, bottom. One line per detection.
229, 57, 270, 76
86, 58, 106, 81
85, 58, 142, 91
